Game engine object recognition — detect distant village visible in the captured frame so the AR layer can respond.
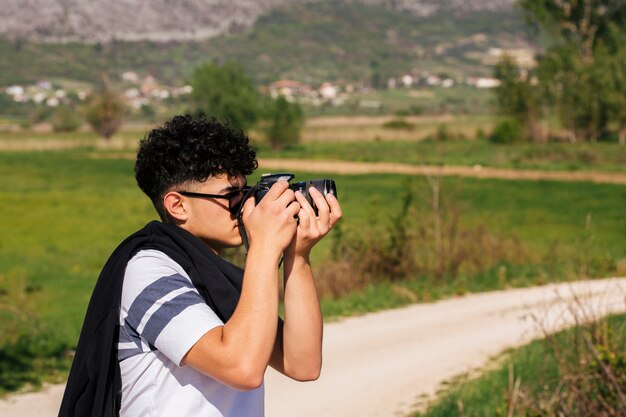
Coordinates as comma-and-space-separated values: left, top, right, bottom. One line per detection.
1, 47, 535, 112
2, 54, 525, 113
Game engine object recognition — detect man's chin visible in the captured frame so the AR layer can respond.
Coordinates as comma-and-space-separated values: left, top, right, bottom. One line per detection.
226, 235, 244, 248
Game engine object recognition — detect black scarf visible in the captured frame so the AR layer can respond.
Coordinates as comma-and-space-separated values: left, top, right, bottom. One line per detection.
58, 221, 243, 417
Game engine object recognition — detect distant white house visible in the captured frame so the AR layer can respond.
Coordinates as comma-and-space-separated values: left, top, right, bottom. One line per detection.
122, 71, 141, 83
32, 92, 47, 104
319, 82, 338, 99
475, 78, 501, 89
426, 75, 442, 86
441, 79, 455, 88
5, 85, 24, 97
400, 74, 414, 87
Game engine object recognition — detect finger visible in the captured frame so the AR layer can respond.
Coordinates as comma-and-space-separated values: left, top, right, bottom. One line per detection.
275, 187, 296, 208
297, 207, 311, 230
263, 180, 290, 201
286, 200, 301, 218
294, 190, 317, 220
309, 187, 330, 226
241, 195, 256, 220
326, 193, 343, 226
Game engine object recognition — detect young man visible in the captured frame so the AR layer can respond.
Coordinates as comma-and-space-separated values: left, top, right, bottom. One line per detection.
59, 115, 342, 417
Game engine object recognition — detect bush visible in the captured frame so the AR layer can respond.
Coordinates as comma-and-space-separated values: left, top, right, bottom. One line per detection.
382, 118, 414, 130
489, 119, 523, 144
435, 124, 453, 141
51, 105, 82, 132
0, 330, 71, 394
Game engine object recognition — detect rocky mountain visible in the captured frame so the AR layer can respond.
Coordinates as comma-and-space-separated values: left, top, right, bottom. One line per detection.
0, 0, 517, 43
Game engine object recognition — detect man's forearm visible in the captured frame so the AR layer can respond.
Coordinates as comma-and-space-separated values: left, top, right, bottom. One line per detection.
278, 253, 323, 380
184, 244, 281, 390
222, 245, 281, 372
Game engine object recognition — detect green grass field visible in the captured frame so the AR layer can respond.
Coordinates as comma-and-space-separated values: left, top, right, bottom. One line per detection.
0, 145, 625, 394
2, 149, 625, 329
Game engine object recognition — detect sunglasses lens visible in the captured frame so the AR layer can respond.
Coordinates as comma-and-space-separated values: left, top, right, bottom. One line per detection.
229, 187, 250, 215
229, 200, 242, 215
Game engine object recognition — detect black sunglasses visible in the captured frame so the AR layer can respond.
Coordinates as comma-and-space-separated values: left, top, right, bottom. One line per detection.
177, 186, 251, 215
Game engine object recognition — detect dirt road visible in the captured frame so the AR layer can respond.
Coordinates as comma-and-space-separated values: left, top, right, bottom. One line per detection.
1, 278, 624, 417
258, 158, 626, 185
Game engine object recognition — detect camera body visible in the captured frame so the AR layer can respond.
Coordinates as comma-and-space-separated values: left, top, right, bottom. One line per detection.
253, 173, 337, 215
236, 172, 337, 249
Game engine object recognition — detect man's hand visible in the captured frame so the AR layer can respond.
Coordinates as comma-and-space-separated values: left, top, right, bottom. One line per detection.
241, 181, 301, 258
286, 187, 343, 259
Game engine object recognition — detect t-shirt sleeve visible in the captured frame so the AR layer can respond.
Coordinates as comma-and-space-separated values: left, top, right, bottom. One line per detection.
121, 250, 224, 366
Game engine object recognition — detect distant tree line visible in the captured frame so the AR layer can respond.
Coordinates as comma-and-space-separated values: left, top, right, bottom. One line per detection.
494, 0, 626, 145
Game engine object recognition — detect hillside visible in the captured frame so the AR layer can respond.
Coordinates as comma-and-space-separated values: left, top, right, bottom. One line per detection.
0, 0, 517, 43
0, 0, 534, 87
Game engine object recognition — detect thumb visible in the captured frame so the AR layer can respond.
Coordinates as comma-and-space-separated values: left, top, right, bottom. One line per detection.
241, 195, 256, 220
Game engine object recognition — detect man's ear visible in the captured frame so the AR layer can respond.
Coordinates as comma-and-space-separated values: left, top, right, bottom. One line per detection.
163, 192, 188, 223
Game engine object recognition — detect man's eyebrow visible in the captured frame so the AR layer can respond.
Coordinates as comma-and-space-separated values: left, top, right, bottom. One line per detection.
219, 182, 247, 193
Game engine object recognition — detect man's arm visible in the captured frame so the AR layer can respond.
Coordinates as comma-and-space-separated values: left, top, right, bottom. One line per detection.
183, 181, 300, 391
270, 253, 323, 380
270, 188, 342, 380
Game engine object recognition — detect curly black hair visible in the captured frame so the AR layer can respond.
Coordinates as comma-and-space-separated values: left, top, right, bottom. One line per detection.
135, 114, 258, 221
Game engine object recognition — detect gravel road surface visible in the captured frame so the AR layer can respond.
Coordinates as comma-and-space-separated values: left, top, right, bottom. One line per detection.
1, 278, 624, 417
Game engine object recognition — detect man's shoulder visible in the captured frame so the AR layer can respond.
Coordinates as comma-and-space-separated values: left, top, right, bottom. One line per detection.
122, 249, 191, 300
127, 249, 185, 275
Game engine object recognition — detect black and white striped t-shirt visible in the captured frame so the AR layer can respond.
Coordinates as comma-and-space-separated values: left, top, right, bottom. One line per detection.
118, 249, 264, 417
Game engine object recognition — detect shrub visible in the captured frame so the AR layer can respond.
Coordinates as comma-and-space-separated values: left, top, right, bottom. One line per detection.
51, 105, 82, 132
382, 118, 414, 130
0, 331, 71, 394
489, 119, 523, 144
435, 124, 453, 141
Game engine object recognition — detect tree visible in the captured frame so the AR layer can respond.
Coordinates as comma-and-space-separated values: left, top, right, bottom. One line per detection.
609, 58, 626, 145
262, 96, 305, 150
537, 45, 611, 142
84, 80, 126, 141
520, 0, 626, 64
518, 0, 626, 141
189, 62, 260, 132
603, 28, 626, 145
493, 55, 543, 142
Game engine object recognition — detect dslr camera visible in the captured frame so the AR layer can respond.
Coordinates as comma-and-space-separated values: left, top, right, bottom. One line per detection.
236, 173, 338, 249
251, 173, 337, 215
